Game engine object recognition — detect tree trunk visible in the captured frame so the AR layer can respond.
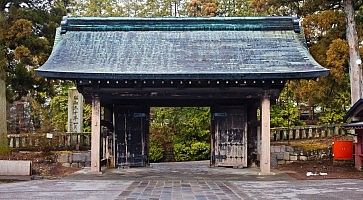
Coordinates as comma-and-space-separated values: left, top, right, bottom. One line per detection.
0, 12, 8, 154
344, 0, 362, 105
0, 73, 8, 153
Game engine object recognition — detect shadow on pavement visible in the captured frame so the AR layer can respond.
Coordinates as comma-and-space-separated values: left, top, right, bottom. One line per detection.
65, 160, 294, 181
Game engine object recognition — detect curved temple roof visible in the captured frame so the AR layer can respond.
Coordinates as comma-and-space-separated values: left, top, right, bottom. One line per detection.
343, 99, 363, 129
37, 16, 328, 80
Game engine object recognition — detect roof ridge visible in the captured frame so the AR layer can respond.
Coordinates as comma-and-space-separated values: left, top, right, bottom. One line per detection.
60, 16, 300, 33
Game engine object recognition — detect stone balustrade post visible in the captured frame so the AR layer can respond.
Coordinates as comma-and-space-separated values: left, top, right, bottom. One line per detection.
289, 129, 294, 140
327, 128, 332, 137
21, 137, 26, 148
276, 131, 281, 141
283, 130, 288, 140
302, 129, 306, 139
321, 129, 326, 138
9, 137, 14, 148
295, 129, 300, 139
334, 126, 339, 136
308, 128, 313, 138
15, 137, 19, 148
315, 128, 320, 138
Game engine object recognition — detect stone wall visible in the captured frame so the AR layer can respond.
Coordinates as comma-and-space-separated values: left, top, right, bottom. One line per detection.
56, 147, 332, 168
270, 145, 332, 167
56, 151, 91, 168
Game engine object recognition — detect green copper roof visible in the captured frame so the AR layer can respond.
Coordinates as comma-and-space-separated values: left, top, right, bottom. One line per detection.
37, 17, 328, 81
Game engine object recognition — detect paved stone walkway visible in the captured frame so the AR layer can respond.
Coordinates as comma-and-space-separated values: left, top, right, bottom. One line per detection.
0, 161, 362, 200
1, 179, 363, 200
117, 180, 246, 200
66, 161, 293, 181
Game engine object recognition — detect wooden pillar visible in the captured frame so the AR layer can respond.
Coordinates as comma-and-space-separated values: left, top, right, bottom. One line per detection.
112, 105, 117, 168
260, 95, 271, 175
103, 105, 115, 167
247, 103, 259, 167
91, 95, 101, 173
355, 130, 363, 171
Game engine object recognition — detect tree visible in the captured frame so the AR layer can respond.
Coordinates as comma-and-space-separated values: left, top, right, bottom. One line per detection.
73, 0, 126, 16
271, 83, 302, 127
250, 0, 363, 124
344, 0, 362, 105
218, 0, 257, 16
296, 11, 350, 123
187, 0, 217, 16
1, 1, 66, 102
0, 0, 67, 138
0, 0, 59, 152
0, 14, 8, 153
150, 107, 211, 161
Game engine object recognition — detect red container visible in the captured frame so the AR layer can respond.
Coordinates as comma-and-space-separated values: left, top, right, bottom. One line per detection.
333, 140, 353, 160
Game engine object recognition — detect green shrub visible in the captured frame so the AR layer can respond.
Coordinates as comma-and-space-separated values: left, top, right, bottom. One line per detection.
173, 142, 210, 161
149, 140, 164, 162
190, 142, 210, 160
173, 143, 192, 161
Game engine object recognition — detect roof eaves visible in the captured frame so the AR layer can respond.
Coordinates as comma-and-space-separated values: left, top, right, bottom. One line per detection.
343, 122, 363, 129
344, 99, 363, 122
35, 70, 329, 81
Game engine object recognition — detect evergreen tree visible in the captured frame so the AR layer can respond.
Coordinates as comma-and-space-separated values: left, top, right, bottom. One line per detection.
250, 0, 363, 124
0, 0, 66, 139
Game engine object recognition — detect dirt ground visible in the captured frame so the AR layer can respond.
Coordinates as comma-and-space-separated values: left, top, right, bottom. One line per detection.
277, 160, 363, 180
272, 136, 363, 180
0, 151, 79, 178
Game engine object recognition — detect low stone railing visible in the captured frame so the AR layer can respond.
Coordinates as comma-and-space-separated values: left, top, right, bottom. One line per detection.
7, 132, 91, 150
7, 124, 348, 149
271, 124, 348, 141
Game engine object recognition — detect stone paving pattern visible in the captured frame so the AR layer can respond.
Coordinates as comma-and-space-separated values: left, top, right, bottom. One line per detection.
1, 179, 363, 200
0, 161, 362, 200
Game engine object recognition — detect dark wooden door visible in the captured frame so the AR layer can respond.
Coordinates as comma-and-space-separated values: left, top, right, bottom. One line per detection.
212, 106, 247, 168
115, 106, 149, 167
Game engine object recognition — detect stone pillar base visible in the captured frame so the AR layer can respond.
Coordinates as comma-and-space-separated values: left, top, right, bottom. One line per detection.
258, 172, 275, 176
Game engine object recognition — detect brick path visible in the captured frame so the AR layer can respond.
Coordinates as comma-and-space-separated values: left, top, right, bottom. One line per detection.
116, 180, 247, 200
1, 179, 363, 200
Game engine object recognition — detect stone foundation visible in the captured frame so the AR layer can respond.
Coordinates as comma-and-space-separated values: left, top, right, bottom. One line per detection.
270, 145, 332, 167
57, 151, 91, 168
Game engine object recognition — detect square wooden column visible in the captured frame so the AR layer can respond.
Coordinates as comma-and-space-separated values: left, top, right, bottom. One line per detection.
91, 95, 101, 173
260, 95, 271, 174
355, 130, 362, 171
103, 105, 115, 168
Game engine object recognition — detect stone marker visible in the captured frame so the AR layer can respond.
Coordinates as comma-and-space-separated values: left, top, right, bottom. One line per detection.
0, 160, 32, 176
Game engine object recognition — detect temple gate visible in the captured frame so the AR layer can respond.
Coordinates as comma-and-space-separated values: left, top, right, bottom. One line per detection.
37, 17, 329, 174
